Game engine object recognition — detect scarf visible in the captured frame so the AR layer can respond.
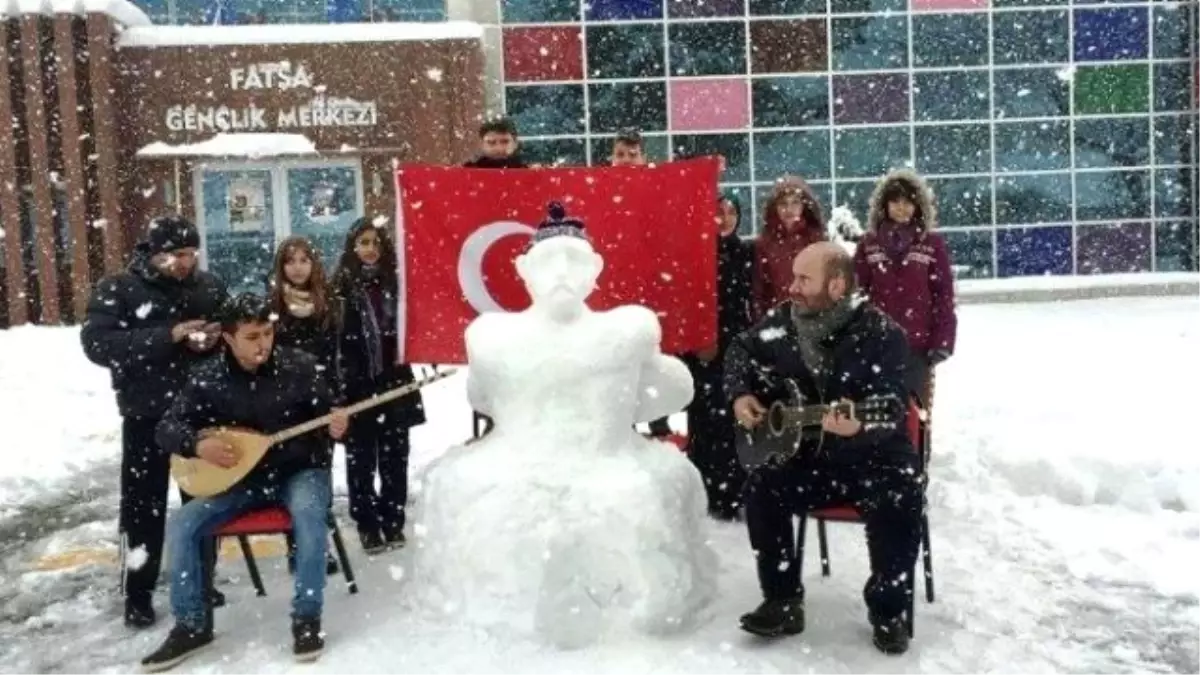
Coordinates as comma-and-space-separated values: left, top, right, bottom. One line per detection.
790, 295, 858, 387
283, 284, 315, 318
879, 219, 917, 263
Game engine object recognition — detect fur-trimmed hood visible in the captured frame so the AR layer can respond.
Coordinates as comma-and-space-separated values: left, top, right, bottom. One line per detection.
762, 175, 825, 239
867, 169, 937, 233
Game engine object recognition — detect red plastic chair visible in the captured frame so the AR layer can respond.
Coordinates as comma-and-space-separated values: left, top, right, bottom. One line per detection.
798, 399, 935, 638
208, 506, 359, 600
664, 433, 690, 453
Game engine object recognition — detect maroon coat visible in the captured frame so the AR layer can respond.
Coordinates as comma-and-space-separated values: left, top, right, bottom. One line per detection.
853, 170, 957, 355
752, 177, 825, 319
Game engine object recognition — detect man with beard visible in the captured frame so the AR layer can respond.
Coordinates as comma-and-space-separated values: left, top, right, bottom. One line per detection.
724, 242, 922, 655
80, 215, 228, 628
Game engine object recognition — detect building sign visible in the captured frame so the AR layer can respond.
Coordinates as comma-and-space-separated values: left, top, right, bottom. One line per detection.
162, 61, 378, 133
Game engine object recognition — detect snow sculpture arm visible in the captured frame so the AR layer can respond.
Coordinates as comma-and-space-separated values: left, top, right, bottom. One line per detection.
623, 306, 694, 423
463, 315, 495, 416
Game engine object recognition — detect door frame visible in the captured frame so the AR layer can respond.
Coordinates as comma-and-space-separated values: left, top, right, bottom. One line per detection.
191, 157, 366, 272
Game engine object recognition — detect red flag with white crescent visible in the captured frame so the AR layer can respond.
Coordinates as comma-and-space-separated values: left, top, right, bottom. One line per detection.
395, 157, 721, 365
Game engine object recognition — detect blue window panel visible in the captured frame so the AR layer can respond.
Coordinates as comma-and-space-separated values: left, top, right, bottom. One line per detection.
997, 226, 1073, 277
1074, 8, 1148, 61
326, 0, 366, 22
587, 0, 662, 20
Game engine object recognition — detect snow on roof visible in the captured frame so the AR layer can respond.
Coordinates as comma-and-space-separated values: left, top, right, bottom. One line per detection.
137, 133, 318, 159
1, 0, 152, 26
117, 20, 484, 48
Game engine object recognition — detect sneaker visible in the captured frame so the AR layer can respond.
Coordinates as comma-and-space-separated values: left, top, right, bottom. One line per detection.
124, 598, 157, 629
738, 597, 805, 638
292, 617, 324, 662
326, 553, 340, 576
872, 615, 910, 655
140, 624, 213, 672
359, 530, 388, 556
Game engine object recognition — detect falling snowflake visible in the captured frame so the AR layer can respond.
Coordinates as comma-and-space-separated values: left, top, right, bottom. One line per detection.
426, 67, 444, 82
135, 302, 154, 319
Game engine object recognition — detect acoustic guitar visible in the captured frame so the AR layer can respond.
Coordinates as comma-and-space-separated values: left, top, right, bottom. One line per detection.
171, 368, 458, 497
734, 378, 894, 470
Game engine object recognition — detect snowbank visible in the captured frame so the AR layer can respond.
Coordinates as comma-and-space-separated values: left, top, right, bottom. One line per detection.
2, 0, 151, 26
137, 133, 317, 159
117, 20, 484, 48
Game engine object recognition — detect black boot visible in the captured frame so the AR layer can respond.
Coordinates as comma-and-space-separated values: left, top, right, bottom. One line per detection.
140, 624, 214, 672
292, 617, 324, 662
326, 553, 340, 576
872, 615, 910, 655
359, 530, 387, 555
382, 521, 407, 550
209, 589, 226, 609
739, 597, 805, 638
124, 597, 156, 629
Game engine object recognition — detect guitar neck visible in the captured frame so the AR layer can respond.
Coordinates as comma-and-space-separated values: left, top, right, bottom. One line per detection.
781, 403, 848, 428
270, 368, 457, 445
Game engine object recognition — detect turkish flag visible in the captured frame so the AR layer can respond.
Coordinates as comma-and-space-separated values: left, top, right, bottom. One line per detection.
396, 157, 721, 364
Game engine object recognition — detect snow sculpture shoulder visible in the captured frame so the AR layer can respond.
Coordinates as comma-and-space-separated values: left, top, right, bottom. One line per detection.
414, 202, 716, 648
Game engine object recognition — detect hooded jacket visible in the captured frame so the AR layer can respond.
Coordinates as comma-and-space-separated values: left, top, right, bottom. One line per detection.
852, 169, 957, 355
752, 177, 826, 319
80, 242, 228, 419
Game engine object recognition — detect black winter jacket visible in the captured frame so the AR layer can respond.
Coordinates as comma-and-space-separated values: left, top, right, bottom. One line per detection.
275, 312, 337, 380
723, 299, 913, 465
80, 244, 228, 419
715, 233, 756, 355
155, 347, 335, 485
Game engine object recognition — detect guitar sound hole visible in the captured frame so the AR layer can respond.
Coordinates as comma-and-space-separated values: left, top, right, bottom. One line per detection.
767, 403, 786, 437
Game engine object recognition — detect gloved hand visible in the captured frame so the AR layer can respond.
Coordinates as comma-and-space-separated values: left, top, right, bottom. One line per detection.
928, 349, 951, 366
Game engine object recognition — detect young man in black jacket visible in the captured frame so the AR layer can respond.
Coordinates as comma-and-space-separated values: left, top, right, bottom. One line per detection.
79, 215, 227, 628
141, 294, 349, 672
724, 242, 923, 655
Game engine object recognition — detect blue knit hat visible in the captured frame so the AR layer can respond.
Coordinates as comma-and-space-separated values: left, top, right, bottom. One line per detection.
526, 201, 590, 251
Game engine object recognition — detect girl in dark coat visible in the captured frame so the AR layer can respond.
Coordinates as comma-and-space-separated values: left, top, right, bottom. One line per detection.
685, 193, 754, 520
331, 218, 427, 554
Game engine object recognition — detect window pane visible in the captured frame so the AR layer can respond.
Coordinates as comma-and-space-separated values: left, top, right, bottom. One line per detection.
833, 127, 911, 179
1074, 64, 1149, 115
200, 169, 275, 295
373, 0, 445, 20
668, 0, 745, 18
521, 138, 587, 167
669, 22, 747, 76
913, 71, 989, 121
1153, 3, 1195, 59
506, 85, 585, 136
1074, 117, 1151, 169
589, 82, 668, 133
943, 229, 994, 279
993, 0, 1067, 6
1077, 223, 1152, 274
590, 135, 670, 165
912, 14, 988, 68
286, 166, 361, 267
754, 130, 831, 180
831, 0, 904, 12
1154, 114, 1196, 166
1075, 170, 1151, 221
1155, 168, 1195, 219
830, 16, 907, 71
1154, 62, 1193, 112
928, 176, 993, 228
833, 74, 909, 124
748, 0, 825, 14
587, 0, 662, 20
501, 0, 579, 22
752, 76, 829, 128
915, 125, 991, 175
995, 120, 1071, 172
1155, 221, 1199, 272
997, 226, 1073, 276
1073, 7, 1149, 61
750, 19, 828, 74
673, 133, 752, 183
993, 10, 1069, 65
994, 67, 1070, 118
996, 173, 1071, 224
586, 25, 665, 79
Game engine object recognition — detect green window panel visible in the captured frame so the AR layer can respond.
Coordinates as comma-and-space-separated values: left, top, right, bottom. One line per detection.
1075, 64, 1150, 115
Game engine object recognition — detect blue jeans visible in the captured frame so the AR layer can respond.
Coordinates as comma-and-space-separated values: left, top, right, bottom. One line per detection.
166, 468, 332, 630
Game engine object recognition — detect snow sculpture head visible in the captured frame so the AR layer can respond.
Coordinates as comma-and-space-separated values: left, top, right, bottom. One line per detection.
515, 202, 604, 323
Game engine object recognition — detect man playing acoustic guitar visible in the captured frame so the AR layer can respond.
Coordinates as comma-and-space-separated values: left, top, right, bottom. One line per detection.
141, 294, 350, 672
724, 242, 923, 655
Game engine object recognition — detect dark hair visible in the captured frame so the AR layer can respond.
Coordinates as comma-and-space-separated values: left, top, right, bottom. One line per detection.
478, 116, 518, 138
825, 248, 858, 295
220, 292, 274, 333
268, 235, 333, 328
331, 217, 397, 294
613, 128, 643, 149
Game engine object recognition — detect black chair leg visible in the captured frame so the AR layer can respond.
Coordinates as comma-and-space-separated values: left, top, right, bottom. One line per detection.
817, 518, 832, 577
906, 571, 915, 637
921, 513, 935, 603
237, 535, 267, 596
202, 538, 216, 634
329, 519, 359, 595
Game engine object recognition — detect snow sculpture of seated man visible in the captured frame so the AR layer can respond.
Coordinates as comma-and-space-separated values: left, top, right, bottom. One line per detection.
413, 202, 717, 648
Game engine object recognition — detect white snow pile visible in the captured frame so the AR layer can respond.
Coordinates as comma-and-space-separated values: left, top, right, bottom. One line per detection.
137, 133, 317, 159
827, 205, 864, 256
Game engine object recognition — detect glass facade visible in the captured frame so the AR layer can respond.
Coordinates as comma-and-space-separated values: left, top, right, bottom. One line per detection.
131, 0, 445, 24
499, 0, 1200, 277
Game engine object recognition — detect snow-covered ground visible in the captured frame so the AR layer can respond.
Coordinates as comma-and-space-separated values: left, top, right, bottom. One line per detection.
1, 296, 1198, 674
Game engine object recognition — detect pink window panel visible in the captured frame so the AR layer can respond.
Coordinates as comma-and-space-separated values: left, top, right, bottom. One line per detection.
911, 0, 988, 10
669, 79, 750, 132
